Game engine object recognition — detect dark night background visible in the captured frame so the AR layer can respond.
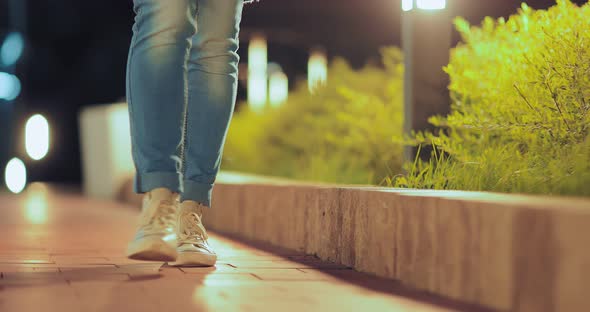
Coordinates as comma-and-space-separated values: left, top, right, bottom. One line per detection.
0, 0, 586, 185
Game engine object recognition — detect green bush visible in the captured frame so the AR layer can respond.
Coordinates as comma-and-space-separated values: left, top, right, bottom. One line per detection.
222, 48, 405, 185
394, 0, 590, 196
223, 1, 590, 197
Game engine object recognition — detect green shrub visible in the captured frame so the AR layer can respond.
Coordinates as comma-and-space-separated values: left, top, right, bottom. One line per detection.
394, 0, 590, 196
222, 48, 405, 185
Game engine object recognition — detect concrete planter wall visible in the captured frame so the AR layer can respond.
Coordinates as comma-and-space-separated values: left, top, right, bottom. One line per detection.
120, 172, 590, 312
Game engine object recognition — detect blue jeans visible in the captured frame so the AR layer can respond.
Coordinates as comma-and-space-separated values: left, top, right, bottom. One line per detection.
126, 0, 243, 207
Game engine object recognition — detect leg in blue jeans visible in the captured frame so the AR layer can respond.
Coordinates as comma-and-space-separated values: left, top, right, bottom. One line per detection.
127, 0, 243, 207
182, 0, 243, 206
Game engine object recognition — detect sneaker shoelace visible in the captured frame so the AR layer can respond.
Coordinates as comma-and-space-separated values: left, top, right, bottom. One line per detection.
142, 200, 176, 231
178, 210, 209, 246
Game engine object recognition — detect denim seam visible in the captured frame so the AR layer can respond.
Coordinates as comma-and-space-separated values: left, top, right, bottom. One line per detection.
181, 68, 190, 194
179, 2, 198, 194
127, 22, 140, 190
179, 59, 189, 192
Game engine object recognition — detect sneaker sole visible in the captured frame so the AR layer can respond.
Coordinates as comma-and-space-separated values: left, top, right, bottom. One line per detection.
168, 251, 217, 267
126, 235, 177, 262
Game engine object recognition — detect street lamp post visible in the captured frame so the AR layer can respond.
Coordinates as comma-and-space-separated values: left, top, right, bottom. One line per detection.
402, 0, 452, 161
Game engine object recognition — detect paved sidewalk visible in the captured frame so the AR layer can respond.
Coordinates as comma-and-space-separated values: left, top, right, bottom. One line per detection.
0, 183, 482, 312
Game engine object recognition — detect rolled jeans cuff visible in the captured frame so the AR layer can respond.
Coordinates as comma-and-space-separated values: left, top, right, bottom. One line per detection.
134, 171, 181, 194
181, 180, 213, 207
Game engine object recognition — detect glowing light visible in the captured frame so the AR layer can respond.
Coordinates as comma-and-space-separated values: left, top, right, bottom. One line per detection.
248, 35, 268, 111
269, 71, 288, 107
402, 0, 414, 11
5, 158, 26, 194
1, 32, 25, 66
417, 0, 446, 10
308, 50, 327, 93
403, 0, 446, 11
0, 72, 21, 101
25, 114, 50, 160
24, 183, 48, 224
248, 73, 267, 112
249, 35, 267, 72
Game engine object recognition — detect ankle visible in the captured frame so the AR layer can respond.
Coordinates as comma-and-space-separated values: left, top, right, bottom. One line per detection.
147, 188, 179, 199
179, 200, 206, 215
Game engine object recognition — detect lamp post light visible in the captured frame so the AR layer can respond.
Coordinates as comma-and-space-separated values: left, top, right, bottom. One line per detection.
308, 49, 327, 93
269, 69, 288, 108
248, 34, 268, 112
402, 0, 451, 161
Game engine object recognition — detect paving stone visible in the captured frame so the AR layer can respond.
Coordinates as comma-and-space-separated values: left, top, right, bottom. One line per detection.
0, 284, 79, 312
0, 263, 60, 273
179, 263, 239, 274
51, 256, 112, 265
0, 256, 55, 264
2, 271, 62, 279
58, 264, 118, 272
226, 260, 348, 269
250, 269, 334, 281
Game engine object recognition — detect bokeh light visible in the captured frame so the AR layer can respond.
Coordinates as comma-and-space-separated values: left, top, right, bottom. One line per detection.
5, 157, 27, 194
403, 0, 447, 11
24, 182, 49, 224
1, 32, 25, 66
308, 50, 327, 93
248, 35, 268, 111
0, 72, 21, 101
417, 0, 446, 10
25, 114, 50, 160
269, 71, 288, 107
402, 0, 414, 11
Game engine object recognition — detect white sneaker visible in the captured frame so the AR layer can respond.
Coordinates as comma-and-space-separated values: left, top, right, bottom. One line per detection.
169, 200, 217, 267
126, 188, 179, 262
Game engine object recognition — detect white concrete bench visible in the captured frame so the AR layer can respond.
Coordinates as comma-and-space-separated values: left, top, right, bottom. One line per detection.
78, 102, 134, 199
